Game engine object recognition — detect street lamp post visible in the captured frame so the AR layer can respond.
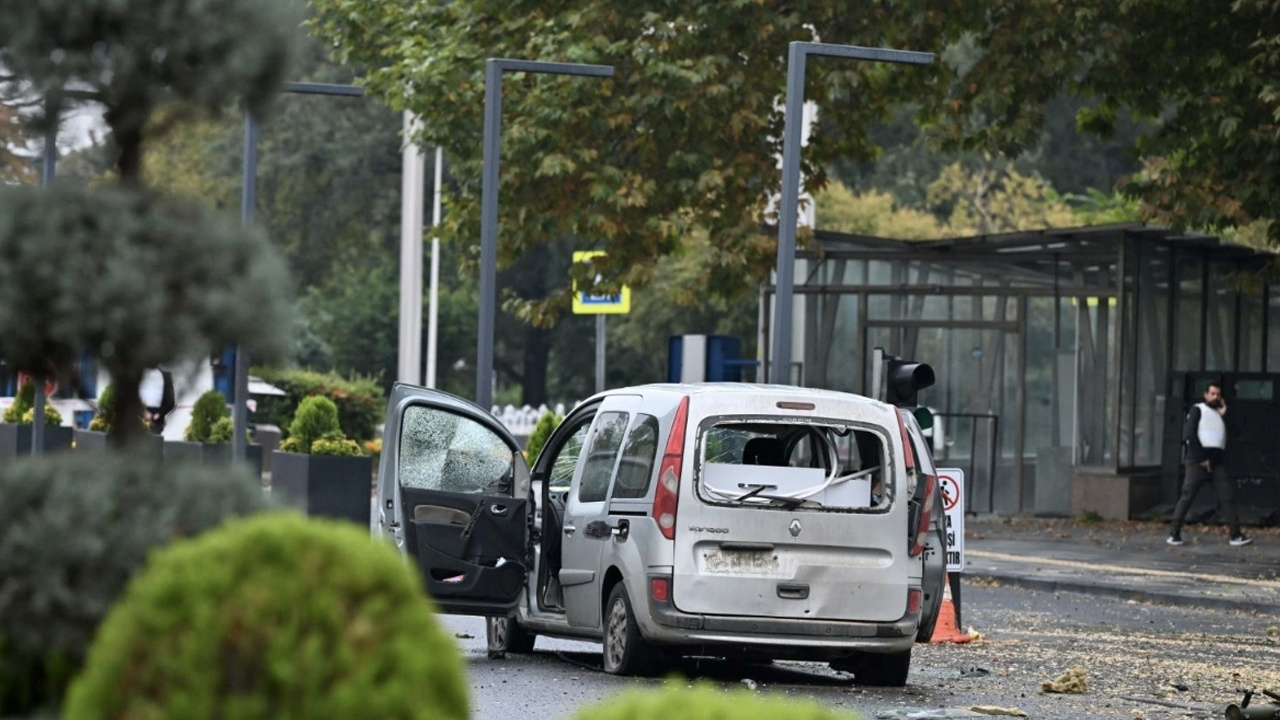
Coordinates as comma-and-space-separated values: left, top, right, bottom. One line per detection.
769, 42, 933, 386
476, 59, 614, 411
235, 82, 364, 463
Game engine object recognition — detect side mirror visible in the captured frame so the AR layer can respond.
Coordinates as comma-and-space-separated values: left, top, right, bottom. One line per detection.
913, 406, 934, 431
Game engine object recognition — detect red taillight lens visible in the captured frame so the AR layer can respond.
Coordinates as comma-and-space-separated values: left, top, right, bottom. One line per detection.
652, 396, 689, 541
896, 411, 916, 474
650, 577, 671, 603
911, 473, 937, 557
907, 587, 922, 614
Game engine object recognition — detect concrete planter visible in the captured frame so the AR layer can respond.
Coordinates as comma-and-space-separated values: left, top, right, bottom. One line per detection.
0, 424, 74, 457
164, 441, 263, 477
72, 428, 110, 453
270, 451, 372, 525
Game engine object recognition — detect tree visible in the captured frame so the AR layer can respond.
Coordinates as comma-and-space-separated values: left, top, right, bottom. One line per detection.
0, 101, 34, 184
0, 0, 299, 446
914, 0, 1280, 244
309, 0, 953, 319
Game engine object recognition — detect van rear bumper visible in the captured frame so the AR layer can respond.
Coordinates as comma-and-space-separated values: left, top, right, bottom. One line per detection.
644, 575, 919, 651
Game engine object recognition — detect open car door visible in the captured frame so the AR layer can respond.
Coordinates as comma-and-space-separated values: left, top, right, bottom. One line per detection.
377, 383, 530, 616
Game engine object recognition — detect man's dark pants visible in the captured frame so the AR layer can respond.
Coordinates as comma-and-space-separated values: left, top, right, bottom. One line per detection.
1170, 461, 1241, 538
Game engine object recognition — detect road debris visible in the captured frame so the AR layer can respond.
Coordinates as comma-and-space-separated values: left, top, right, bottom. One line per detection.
969, 706, 1028, 716
1041, 666, 1088, 694
875, 709, 987, 718
740, 678, 758, 690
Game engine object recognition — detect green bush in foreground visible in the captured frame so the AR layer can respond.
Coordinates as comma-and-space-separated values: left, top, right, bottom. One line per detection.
567, 683, 859, 720
0, 454, 266, 717
63, 514, 468, 720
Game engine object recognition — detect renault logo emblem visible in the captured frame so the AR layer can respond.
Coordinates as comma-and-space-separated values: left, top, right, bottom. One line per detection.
789, 519, 802, 537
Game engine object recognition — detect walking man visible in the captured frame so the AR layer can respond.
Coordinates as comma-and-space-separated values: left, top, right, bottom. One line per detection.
1167, 381, 1252, 547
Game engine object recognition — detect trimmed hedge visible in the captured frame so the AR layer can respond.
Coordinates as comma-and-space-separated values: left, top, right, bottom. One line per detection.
251, 368, 385, 443
0, 454, 266, 717
567, 684, 859, 720
63, 514, 468, 720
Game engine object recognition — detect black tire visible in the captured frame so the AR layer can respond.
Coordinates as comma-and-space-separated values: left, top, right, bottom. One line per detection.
486, 614, 536, 659
834, 649, 912, 687
602, 583, 664, 676
915, 515, 948, 642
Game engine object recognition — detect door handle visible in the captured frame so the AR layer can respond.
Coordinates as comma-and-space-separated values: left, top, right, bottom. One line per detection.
490, 504, 508, 516
563, 524, 577, 535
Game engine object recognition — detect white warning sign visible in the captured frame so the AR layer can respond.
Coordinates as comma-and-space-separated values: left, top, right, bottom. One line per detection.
937, 468, 965, 572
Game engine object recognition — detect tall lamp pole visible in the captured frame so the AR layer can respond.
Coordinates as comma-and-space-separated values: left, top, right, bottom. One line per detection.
476, 59, 614, 411
769, 42, 933, 385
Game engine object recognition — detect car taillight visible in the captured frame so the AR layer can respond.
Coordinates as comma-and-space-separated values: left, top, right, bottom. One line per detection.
652, 396, 689, 541
907, 587, 922, 614
650, 576, 671, 603
911, 473, 937, 557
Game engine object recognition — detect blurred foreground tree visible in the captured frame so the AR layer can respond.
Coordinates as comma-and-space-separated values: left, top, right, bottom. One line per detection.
0, 0, 300, 446
0, 101, 35, 184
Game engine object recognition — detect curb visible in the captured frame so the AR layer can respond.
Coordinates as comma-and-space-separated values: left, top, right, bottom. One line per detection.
965, 570, 1279, 616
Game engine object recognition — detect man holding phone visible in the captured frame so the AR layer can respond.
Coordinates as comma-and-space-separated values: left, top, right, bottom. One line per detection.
1167, 381, 1252, 547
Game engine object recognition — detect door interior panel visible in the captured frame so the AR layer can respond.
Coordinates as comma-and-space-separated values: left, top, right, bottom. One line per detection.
401, 486, 528, 604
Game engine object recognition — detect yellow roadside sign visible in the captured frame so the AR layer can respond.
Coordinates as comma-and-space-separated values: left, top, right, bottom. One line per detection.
572, 251, 631, 314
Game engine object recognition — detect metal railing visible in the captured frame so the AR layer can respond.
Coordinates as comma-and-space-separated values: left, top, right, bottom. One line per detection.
929, 412, 1000, 515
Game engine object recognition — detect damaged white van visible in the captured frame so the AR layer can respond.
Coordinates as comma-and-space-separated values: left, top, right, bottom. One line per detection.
375, 382, 946, 685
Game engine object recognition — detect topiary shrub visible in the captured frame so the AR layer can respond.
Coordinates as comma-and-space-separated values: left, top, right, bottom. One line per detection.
280, 396, 365, 457
312, 433, 364, 457
208, 416, 236, 444
524, 409, 562, 462
565, 683, 853, 720
184, 389, 230, 443
3, 379, 61, 426
62, 514, 468, 720
0, 454, 267, 717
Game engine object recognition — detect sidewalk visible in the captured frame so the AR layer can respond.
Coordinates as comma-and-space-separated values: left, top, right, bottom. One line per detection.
960, 516, 1280, 614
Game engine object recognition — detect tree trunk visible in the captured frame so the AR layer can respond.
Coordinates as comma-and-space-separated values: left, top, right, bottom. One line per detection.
522, 325, 551, 407
108, 370, 147, 450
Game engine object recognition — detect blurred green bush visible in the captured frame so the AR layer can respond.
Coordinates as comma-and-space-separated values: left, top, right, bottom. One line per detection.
63, 514, 468, 720
0, 454, 266, 717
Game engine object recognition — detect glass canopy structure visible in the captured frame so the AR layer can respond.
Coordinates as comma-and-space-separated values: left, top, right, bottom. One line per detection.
761, 224, 1279, 518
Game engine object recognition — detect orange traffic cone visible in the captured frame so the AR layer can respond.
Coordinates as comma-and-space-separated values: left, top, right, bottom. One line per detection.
930, 573, 972, 644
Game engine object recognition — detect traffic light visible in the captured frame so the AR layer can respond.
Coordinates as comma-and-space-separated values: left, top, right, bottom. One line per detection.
885, 357, 935, 407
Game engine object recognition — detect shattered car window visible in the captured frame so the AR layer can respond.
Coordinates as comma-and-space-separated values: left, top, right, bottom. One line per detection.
398, 405, 514, 493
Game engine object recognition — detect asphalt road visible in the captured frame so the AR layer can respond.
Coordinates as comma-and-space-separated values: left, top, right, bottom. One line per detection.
442, 583, 1280, 720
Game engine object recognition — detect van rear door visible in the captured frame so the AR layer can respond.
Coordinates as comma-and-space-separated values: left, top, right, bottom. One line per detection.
671, 394, 912, 622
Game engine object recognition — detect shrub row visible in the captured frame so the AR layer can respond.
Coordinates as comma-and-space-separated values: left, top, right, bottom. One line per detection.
251, 368, 385, 443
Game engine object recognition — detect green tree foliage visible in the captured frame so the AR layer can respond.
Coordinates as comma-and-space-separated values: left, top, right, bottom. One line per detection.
308, 1, 948, 319
62, 514, 468, 720
0, 0, 297, 182
185, 390, 231, 443
566, 683, 851, 720
0, 455, 265, 717
0, 101, 34, 185
815, 183, 945, 239
924, 161, 1078, 235
913, 0, 1280, 243
0, 185, 295, 446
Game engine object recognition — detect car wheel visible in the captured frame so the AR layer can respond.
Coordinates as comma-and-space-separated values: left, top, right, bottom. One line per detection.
833, 648, 912, 687
486, 614, 536, 659
602, 583, 663, 676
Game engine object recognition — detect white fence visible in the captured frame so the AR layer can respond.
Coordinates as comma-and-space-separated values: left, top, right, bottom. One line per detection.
490, 403, 571, 439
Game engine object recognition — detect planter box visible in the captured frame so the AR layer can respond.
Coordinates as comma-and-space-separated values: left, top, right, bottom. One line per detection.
165, 441, 263, 477
0, 423, 74, 458
73, 428, 110, 453
71, 430, 164, 458
270, 451, 372, 526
